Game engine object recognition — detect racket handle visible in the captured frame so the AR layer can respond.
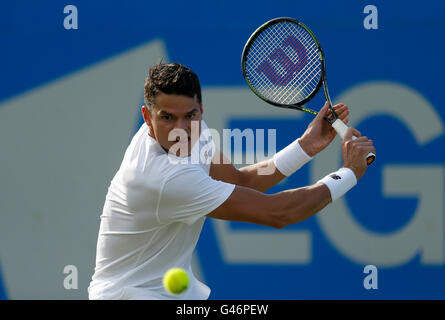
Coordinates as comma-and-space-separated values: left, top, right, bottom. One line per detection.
331, 119, 376, 166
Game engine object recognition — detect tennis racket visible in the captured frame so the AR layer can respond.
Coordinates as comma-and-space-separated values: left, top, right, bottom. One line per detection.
241, 17, 375, 165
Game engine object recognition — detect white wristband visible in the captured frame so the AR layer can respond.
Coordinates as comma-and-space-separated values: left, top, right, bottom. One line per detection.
273, 139, 313, 176
317, 167, 357, 202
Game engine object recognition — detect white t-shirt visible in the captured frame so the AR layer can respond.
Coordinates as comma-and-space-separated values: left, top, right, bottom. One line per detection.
88, 121, 235, 300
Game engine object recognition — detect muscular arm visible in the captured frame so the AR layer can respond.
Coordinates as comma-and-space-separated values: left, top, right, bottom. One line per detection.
207, 126, 375, 229
207, 182, 331, 229
209, 103, 351, 192
208, 148, 328, 228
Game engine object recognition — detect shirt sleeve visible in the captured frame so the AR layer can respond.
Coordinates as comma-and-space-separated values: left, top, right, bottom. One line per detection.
156, 166, 235, 225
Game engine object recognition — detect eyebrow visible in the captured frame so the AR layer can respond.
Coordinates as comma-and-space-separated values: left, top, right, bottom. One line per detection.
186, 108, 199, 115
158, 108, 199, 116
158, 110, 172, 116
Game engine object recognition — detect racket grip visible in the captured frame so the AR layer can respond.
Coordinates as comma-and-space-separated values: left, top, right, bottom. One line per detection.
331, 119, 376, 166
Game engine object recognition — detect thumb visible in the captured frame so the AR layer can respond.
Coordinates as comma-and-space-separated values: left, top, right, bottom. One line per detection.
315, 101, 330, 121
344, 127, 361, 142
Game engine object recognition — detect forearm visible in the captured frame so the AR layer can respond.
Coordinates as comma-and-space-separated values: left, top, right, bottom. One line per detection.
208, 182, 331, 229
238, 159, 286, 192
271, 166, 358, 227
209, 145, 361, 229
210, 139, 312, 193
238, 138, 313, 192
270, 183, 331, 227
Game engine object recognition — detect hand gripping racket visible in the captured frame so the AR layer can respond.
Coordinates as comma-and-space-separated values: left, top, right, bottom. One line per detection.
241, 17, 376, 165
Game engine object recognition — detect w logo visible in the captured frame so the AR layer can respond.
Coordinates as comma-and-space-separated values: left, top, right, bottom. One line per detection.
257, 35, 307, 86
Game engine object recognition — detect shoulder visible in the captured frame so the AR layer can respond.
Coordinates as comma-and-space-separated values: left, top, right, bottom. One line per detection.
157, 163, 235, 224
163, 163, 209, 189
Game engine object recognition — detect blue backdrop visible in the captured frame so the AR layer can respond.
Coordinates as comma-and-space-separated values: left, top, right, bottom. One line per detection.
1, 0, 444, 299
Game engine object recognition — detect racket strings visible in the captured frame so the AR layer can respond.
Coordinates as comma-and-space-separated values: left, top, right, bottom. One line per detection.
269, 25, 316, 102
244, 21, 322, 105
279, 41, 319, 102
267, 25, 320, 102
248, 24, 309, 100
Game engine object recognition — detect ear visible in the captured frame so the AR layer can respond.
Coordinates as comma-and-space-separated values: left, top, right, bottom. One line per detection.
141, 105, 152, 126
200, 103, 203, 115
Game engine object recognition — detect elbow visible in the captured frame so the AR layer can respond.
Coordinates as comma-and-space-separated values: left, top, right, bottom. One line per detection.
269, 199, 311, 229
264, 194, 293, 229
272, 221, 287, 230
270, 209, 291, 229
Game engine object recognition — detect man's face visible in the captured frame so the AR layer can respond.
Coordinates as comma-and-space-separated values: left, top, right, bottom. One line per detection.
142, 92, 203, 157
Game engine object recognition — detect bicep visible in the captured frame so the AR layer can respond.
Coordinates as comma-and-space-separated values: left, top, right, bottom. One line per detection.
208, 183, 331, 229
159, 167, 235, 225
209, 148, 243, 185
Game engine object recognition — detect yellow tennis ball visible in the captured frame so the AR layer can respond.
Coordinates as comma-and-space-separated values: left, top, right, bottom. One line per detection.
163, 268, 189, 295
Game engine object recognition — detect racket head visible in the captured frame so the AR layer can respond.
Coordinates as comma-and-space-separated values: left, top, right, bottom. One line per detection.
241, 17, 325, 114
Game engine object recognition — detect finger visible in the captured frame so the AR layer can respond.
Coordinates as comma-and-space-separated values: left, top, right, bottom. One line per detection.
318, 102, 334, 124
326, 109, 337, 121
344, 127, 361, 141
353, 140, 374, 147
332, 103, 345, 111
327, 104, 348, 122
355, 138, 373, 144
317, 101, 330, 120
351, 135, 372, 142
364, 144, 376, 153
337, 110, 349, 122
362, 146, 376, 157
351, 136, 370, 143
354, 143, 375, 153
334, 105, 349, 118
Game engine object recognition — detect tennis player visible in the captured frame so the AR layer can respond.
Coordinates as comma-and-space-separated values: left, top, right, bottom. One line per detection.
88, 63, 375, 300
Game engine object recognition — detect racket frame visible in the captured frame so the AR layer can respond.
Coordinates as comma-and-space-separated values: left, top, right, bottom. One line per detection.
241, 17, 337, 121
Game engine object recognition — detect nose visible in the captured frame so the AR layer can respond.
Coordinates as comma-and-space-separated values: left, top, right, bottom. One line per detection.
175, 118, 189, 132
169, 118, 190, 143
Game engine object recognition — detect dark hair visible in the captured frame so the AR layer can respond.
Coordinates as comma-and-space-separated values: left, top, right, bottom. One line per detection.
144, 63, 202, 110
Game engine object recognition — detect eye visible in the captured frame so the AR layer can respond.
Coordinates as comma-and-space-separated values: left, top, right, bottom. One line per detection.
186, 113, 196, 119
161, 114, 171, 121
